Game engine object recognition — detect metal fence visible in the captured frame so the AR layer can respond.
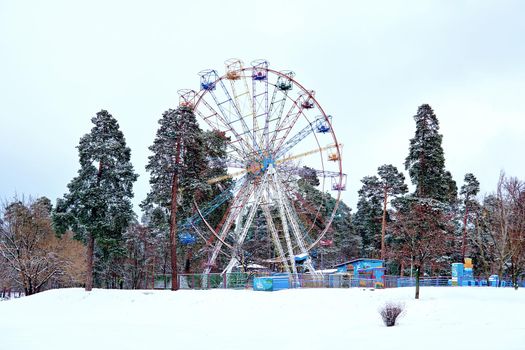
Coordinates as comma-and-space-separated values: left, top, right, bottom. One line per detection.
173, 273, 524, 290
177, 272, 380, 290
0, 289, 24, 300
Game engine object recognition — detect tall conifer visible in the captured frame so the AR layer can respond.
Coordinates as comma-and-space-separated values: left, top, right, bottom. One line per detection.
53, 110, 138, 291
142, 107, 208, 290
404, 104, 456, 202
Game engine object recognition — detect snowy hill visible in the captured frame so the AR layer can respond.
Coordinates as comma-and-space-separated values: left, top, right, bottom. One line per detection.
1, 287, 524, 350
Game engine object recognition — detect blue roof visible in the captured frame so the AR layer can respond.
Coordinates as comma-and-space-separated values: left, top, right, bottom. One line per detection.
333, 258, 384, 268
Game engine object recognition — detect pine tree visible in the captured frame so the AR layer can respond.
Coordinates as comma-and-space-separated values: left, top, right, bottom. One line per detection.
295, 171, 358, 266
404, 104, 456, 203
142, 107, 209, 290
377, 164, 408, 261
53, 110, 138, 291
353, 176, 383, 258
459, 173, 480, 260
398, 104, 459, 298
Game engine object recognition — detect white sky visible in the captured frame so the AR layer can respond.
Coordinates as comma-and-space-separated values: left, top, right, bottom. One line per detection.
1, 0, 524, 214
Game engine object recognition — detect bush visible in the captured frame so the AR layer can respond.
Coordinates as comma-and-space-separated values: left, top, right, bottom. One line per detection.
379, 302, 405, 327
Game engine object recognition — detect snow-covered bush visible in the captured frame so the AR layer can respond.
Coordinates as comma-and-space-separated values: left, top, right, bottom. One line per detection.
379, 302, 405, 327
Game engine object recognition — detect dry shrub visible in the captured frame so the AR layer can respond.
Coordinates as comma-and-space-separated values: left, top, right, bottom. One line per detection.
379, 302, 405, 327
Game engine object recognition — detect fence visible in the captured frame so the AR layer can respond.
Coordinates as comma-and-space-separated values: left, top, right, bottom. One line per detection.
173, 273, 524, 290
176, 272, 379, 290
0, 289, 24, 300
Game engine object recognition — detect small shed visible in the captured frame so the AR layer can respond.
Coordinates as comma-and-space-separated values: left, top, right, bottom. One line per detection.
333, 258, 385, 288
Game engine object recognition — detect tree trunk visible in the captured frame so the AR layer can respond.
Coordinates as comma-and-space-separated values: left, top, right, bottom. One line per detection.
381, 188, 388, 261
415, 266, 420, 299
184, 247, 193, 273
511, 261, 518, 290
85, 233, 95, 291
170, 140, 182, 291
86, 160, 103, 292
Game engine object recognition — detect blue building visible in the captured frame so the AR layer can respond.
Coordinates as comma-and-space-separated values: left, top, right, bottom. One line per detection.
333, 258, 385, 288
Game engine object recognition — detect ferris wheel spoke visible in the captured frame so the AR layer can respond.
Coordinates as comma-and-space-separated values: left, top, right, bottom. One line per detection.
228, 66, 259, 151
221, 154, 246, 168
276, 173, 324, 235
273, 175, 308, 253
267, 71, 294, 144
191, 223, 232, 258
274, 116, 329, 159
268, 172, 297, 274
194, 103, 249, 159
270, 90, 315, 154
215, 78, 260, 151
181, 175, 247, 231
267, 95, 301, 153
203, 182, 254, 274
250, 60, 270, 153
276, 143, 341, 166
261, 200, 291, 273
199, 68, 258, 154
273, 175, 318, 274
222, 172, 269, 274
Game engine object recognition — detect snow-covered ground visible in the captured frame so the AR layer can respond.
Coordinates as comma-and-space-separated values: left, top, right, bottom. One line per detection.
1, 287, 524, 350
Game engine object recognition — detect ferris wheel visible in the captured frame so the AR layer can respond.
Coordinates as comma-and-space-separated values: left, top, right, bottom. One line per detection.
178, 59, 346, 275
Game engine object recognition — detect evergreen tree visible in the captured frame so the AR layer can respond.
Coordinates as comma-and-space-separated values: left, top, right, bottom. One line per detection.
53, 110, 138, 291
377, 164, 408, 261
404, 104, 456, 203
295, 171, 358, 266
142, 107, 209, 290
459, 173, 480, 260
353, 176, 383, 258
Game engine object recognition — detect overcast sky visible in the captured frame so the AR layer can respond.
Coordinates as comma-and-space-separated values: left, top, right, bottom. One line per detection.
1, 0, 524, 214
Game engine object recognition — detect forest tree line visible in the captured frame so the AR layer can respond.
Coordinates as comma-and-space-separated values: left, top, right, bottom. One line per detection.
1, 105, 524, 295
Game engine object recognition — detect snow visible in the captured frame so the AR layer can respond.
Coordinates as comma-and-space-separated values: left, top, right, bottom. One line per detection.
1, 287, 524, 350
246, 263, 267, 269
316, 268, 338, 274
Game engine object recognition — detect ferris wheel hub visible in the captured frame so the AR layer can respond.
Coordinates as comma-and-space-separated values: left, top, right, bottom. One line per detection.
246, 156, 275, 175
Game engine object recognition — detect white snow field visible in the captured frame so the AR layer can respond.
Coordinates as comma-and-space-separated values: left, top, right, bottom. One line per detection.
1, 287, 524, 350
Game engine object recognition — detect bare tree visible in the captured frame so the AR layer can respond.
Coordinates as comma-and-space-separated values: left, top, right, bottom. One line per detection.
391, 197, 454, 299
504, 176, 525, 288
0, 197, 85, 295
468, 197, 496, 282
491, 174, 514, 283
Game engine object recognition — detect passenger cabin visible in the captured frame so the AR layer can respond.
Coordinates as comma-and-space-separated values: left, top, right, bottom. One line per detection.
301, 100, 314, 109
332, 183, 346, 191
252, 70, 267, 81
331, 175, 347, 191
179, 101, 193, 109
177, 89, 196, 110
179, 232, 196, 245
251, 59, 269, 81
317, 123, 330, 133
200, 81, 216, 91
226, 70, 240, 80
328, 153, 340, 161
199, 69, 219, 91
276, 80, 292, 91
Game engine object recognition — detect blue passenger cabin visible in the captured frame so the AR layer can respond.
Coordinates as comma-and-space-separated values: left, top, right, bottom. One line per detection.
333, 258, 385, 288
